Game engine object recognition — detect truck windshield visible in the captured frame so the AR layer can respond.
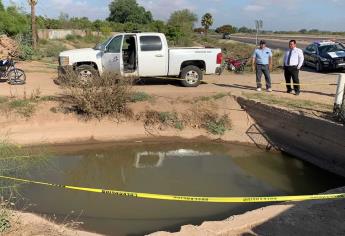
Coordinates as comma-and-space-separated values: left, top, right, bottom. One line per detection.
94, 37, 113, 51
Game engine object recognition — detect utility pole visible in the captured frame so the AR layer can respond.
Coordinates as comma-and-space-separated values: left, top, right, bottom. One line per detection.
28, 0, 38, 49
255, 20, 263, 46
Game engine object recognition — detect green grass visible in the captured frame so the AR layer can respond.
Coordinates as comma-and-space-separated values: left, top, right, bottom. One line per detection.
39, 96, 57, 102
158, 112, 184, 130
8, 99, 36, 118
0, 97, 8, 104
130, 92, 153, 103
0, 208, 11, 233
0, 95, 47, 118
212, 92, 231, 100
243, 93, 333, 111
204, 115, 232, 135
0, 140, 50, 232
196, 92, 231, 102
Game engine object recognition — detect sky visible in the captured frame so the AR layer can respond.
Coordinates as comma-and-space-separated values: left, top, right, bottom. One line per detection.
3, 0, 345, 31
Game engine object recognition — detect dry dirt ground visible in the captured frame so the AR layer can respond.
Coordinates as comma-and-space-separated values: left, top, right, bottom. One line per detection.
0, 61, 339, 145
0, 61, 343, 236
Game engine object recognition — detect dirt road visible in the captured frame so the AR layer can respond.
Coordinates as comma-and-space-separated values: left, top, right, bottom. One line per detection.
0, 60, 338, 145
1, 61, 338, 104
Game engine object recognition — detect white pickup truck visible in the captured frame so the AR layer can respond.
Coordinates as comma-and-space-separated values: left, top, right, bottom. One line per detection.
58, 32, 222, 87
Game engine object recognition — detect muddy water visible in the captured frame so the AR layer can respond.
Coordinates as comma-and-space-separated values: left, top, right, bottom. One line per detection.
16, 141, 345, 236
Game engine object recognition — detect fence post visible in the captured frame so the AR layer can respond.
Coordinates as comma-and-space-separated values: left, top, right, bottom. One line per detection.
334, 73, 345, 122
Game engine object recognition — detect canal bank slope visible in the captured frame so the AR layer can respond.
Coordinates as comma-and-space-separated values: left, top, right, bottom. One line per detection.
151, 187, 345, 236
5, 212, 101, 236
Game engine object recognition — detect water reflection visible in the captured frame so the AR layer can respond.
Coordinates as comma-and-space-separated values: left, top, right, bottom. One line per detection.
14, 141, 345, 236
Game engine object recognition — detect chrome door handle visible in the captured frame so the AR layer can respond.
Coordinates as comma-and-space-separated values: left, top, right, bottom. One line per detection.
155, 54, 164, 57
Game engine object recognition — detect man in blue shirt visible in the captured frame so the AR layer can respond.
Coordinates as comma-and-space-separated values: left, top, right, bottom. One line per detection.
252, 40, 273, 92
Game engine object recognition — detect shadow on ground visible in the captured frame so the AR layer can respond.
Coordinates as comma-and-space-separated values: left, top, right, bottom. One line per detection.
246, 187, 345, 236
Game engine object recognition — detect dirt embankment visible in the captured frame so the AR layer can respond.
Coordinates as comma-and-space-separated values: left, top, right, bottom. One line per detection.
0, 35, 18, 58
5, 212, 101, 236
0, 60, 339, 146
151, 187, 345, 236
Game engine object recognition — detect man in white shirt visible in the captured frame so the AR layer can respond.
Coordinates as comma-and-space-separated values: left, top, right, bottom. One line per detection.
283, 40, 304, 95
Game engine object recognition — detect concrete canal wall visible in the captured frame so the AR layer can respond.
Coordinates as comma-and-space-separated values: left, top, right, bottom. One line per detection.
237, 97, 345, 177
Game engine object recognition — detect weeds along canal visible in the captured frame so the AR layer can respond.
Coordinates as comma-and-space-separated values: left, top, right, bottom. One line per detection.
4, 140, 345, 236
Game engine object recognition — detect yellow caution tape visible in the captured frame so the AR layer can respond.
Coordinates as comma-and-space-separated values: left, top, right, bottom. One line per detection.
1, 175, 344, 203
275, 82, 336, 86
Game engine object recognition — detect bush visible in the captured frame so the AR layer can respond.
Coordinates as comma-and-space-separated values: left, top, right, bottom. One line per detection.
66, 34, 82, 41
137, 100, 232, 135
18, 44, 35, 60
130, 91, 152, 102
40, 41, 67, 58
59, 70, 133, 119
204, 114, 231, 135
0, 206, 10, 233
0, 93, 40, 118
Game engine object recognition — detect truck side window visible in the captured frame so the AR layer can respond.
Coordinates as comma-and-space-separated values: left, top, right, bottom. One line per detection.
140, 36, 162, 51
107, 36, 123, 53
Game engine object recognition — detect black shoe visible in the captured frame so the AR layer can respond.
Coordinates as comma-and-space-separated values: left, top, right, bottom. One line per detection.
295, 92, 300, 96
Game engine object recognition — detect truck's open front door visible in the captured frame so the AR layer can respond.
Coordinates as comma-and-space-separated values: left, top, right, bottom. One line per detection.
102, 35, 123, 75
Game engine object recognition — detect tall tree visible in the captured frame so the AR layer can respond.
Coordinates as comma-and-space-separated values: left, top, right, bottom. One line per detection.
0, 0, 4, 11
201, 13, 213, 36
167, 9, 197, 46
28, 0, 38, 48
215, 25, 237, 34
108, 0, 152, 24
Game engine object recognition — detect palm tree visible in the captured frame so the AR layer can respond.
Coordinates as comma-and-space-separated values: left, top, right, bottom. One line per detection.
201, 13, 213, 36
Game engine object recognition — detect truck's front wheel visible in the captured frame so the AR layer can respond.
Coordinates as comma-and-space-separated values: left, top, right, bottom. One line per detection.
76, 65, 98, 83
180, 66, 203, 87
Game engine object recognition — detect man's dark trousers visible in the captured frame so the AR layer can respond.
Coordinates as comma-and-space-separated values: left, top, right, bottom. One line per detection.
284, 66, 300, 93
256, 64, 271, 89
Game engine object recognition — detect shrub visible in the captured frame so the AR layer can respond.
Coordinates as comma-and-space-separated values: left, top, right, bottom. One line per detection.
0, 206, 10, 233
18, 44, 35, 60
66, 34, 82, 41
204, 114, 231, 135
38, 40, 67, 58
184, 100, 232, 135
130, 91, 152, 102
59, 70, 133, 119
137, 110, 185, 131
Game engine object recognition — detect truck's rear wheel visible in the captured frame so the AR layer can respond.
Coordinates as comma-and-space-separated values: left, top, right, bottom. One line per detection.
76, 65, 98, 83
180, 65, 202, 87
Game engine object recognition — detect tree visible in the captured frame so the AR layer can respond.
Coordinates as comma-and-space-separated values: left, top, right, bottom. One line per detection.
201, 13, 213, 36
0, 6, 30, 36
28, 0, 38, 48
167, 9, 197, 46
238, 26, 254, 33
149, 20, 166, 33
108, 0, 152, 24
299, 29, 307, 34
215, 25, 237, 34
0, 0, 4, 11
194, 27, 204, 34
